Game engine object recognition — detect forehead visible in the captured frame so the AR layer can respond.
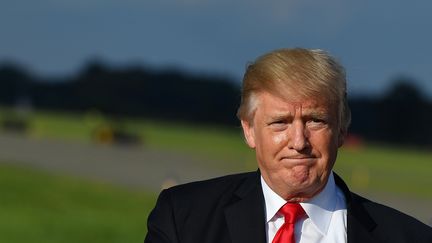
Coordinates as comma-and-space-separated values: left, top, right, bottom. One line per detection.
255, 91, 334, 115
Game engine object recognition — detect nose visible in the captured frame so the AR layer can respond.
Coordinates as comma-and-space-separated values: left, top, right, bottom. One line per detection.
288, 120, 309, 151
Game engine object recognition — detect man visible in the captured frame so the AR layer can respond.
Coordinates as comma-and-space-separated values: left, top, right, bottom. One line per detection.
144, 48, 432, 243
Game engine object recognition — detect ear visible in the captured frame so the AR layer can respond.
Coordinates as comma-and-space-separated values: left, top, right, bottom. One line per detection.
241, 119, 256, 148
337, 128, 346, 148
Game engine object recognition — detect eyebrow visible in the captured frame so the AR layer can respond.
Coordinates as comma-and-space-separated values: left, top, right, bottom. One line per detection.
268, 110, 329, 120
268, 112, 293, 120
306, 111, 328, 118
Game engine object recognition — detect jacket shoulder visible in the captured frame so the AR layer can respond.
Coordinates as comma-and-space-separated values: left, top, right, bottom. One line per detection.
352, 193, 432, 241
144, 172, 259, 243
165, 171, 257, 201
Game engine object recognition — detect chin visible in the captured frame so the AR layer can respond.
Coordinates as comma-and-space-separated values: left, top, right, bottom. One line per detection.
284, 183, 321, 201
290, 178, 314, 190
290, 173, 324, 190
289, 166, 312, 182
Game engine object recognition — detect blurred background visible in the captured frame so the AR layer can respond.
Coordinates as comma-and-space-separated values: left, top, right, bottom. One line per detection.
1, 0, 432, 242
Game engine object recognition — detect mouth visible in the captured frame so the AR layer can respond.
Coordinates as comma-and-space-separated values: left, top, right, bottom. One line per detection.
280, 156, 316, 164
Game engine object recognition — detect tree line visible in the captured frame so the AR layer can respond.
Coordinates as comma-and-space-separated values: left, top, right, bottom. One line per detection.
1, 61, 431, 147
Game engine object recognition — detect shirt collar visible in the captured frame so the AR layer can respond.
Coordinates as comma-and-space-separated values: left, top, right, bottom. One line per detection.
261, 176, 286, 223
261, 172, 338, 235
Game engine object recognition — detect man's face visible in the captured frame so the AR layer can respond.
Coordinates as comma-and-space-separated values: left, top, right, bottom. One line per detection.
241, 91, 344, 201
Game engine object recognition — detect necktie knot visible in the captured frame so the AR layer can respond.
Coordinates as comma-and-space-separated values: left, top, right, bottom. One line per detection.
279, 203, 305, 224
272, 203, 305, 243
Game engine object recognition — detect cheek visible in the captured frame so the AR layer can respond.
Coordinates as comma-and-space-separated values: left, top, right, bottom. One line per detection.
311, 131, 339, 161
272, 133, 287, 145
255, 131, 286, 166
255, 128, 286, 148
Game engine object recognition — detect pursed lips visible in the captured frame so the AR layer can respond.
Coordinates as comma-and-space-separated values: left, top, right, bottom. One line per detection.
280, 155, 316, 163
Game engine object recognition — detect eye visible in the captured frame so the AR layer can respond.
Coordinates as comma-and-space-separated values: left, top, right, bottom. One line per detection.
271, 120, 285, 125
306, 118, 327, 128
268, 119, 288, 130
310, 118, 325, 123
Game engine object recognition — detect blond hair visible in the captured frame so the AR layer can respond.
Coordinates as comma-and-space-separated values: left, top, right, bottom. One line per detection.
237, 48, 351, 132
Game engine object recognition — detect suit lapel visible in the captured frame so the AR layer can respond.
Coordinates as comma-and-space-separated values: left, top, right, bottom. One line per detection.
224, 172, 267, 243
334, 173, 378, 243
346, 208, 377, 243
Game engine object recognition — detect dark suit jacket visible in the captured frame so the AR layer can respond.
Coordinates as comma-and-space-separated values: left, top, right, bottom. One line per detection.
145, 171, 432, 243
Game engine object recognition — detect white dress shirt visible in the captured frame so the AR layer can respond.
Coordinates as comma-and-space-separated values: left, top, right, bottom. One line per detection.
261, 172, 347, 243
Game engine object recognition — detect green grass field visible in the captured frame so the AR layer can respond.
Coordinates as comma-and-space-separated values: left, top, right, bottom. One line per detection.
0, 163, 155, 243
2, 107, 432, 198
336, 146, 432, 198
4, 108, 430, 197
0, 108, 431, 241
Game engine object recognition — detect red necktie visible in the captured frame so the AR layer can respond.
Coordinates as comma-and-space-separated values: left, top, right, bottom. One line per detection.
272, 203, 306, 243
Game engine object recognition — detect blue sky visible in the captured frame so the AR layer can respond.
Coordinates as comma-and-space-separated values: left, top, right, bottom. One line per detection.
2, 0, 432, 97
